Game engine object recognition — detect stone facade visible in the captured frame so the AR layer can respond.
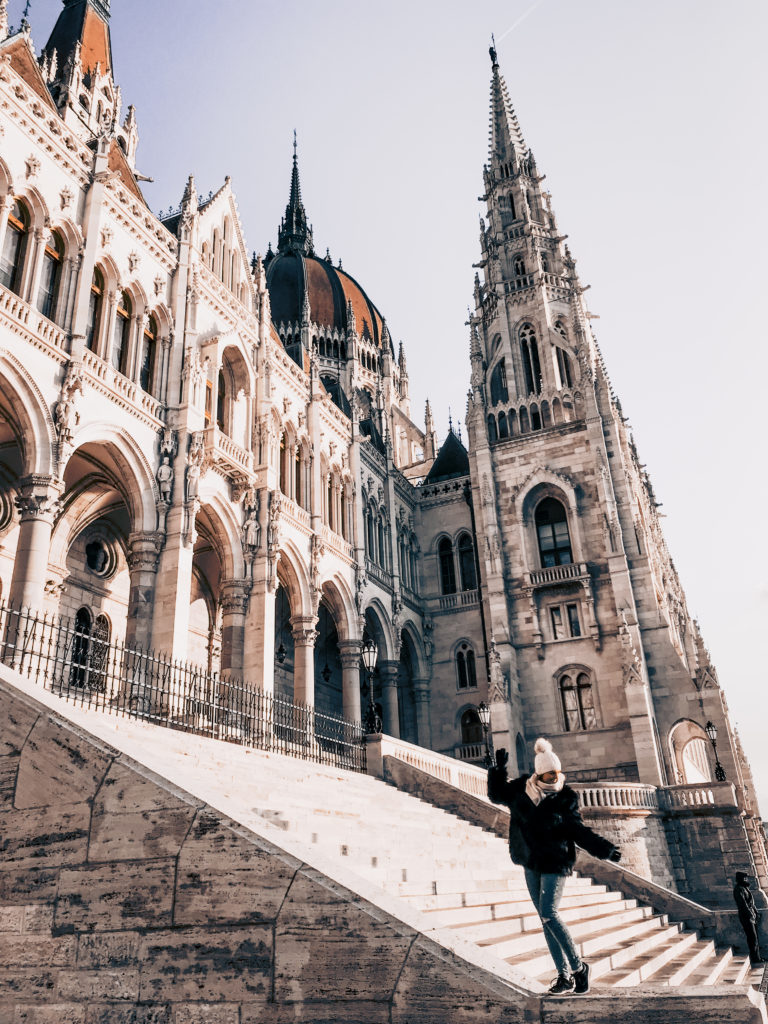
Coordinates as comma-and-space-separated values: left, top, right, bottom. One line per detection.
0, 4, 764, 906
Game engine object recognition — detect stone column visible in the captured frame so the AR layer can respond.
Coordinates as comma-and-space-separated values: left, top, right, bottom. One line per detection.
126, 532, 163, 650
291, 614, 318, 707
24, 227, 46, 307
379, 659, 400, 738
243, 579, 276, 694
9, 476, 62, 611
338, 639, 363, 723
220, 578, 250, 677
413, 677, 432, 748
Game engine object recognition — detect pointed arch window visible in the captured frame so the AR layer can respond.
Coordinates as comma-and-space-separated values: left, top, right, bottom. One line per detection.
520, 322, 542, 396
490, 359, 509, 405
216, 369, 226, 432
556, 348, 573, 389
498, 411, 509, 439
513, 255, 526, 278
559, 671, 597, 731
37, 230, 64, 322
69, 608, 110, 692
540, 250, 550, 273
0, 199, 29, 294
487, 414, 498, 443
438, 537, 457, 595
460, 705, 482, 740
86, 268, 104, 351
535, 497, 572, 567
457, 532, 477, 592
112, 291, 132, 375
140, 315, 158, 395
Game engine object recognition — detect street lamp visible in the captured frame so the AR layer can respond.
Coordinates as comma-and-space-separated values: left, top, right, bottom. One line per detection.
478, 700, 493, 767
361, 639, 381, 735
705, 720, 727, 782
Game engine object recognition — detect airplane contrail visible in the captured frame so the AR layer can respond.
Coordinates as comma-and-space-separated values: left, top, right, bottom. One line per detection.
496, 0, 547, 43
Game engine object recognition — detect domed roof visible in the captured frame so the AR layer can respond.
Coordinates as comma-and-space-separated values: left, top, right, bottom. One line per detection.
264, 141, 389, 351
266, 250, 385, 347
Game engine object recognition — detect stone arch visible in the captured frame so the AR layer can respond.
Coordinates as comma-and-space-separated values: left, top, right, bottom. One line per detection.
277, 539, 312, 618
67, 423, 158, 533
400, 618, 428, 679
668, 718, 713, 785
16, 183, 50, 231
363, 599, 395, 663
321, 575, 357, 643
0, 155, 14, 196
515, 465, 584, 571
196, 495, 243, 582
0, 349, 56, 476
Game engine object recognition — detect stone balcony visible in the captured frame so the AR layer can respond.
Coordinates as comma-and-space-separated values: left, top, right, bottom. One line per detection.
203, 424, 253, 489
82, 349, 164, 423
528, 561, 589, 588
321, 524, 353, 561
437, 588, 479, 612
364, 557, 392, 591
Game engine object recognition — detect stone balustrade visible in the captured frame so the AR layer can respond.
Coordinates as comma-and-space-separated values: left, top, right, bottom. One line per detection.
282, 496, 311, 532
659, 781, 739, 811
528, 561, 588, 587
367, 733, 490, 801
364, 557, 392, 590
454, 741, 485, 763
203, 424, 253, 476
321, 523, 353, 560
438, 588, 479, 611
0, 282, 69, 356
572, 782, 659, 811
82, 348, 164, 421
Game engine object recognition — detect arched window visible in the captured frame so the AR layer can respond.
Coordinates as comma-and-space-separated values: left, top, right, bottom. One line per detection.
540, 250, 550, 273
498, 411, 509, 439
560, 671, 597, 731
279, 434, 287, 495
216, 369, 226, 432
458, 532, 477, 591
37, 230, 64, 322
0, 199, 29, 294
438, 537, 456, 595
68, 609, 110, 692
326, 474, 333, 529
490, 359, 509, 405
112, 291, 132, 375
69, 607, 92, 687
515, 733, 527, 774
86, 268, 104, 351
294, 445, 303, 507
140, 315, 158, 395
378, 517, 388, 569
513, 255, 526, 277
535, 498, 572, 567
487, 415, 498, 443
520, 323, 542, 396
556, 348, 573, 389
460, 706, 482, 742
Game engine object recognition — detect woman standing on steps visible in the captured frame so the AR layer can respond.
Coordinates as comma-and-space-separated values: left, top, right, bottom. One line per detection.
487, 737, 622, 995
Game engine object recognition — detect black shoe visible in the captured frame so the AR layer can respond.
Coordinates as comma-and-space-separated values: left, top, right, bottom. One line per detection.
573, 960, 590, 994
548, 973, 575, 994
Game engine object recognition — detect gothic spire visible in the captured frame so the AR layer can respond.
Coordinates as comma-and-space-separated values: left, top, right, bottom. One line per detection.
487, 40, 527, 171
277, 132, 314, 256
45, 0, 113, 78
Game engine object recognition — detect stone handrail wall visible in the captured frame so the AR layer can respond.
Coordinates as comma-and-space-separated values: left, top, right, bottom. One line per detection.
81, 348, 164, 421
0, 282, 69, 357
529, 562, 587, 587
438, 589, 479, 611
204, 424, 253, 472
283, 496, 311, 532
573, 782, 659, 811
366, 734, 490, 801
364, 557, 392, 591
321, 523, 354, 560
660, 781, 739, 810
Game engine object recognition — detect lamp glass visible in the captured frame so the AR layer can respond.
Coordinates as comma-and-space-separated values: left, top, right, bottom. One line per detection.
705, 720, 717, 743
361, 639, 377, 673
477, 701, 491, 729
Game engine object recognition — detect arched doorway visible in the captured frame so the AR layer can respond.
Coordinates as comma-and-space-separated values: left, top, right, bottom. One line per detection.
669, 719, 713, 785
398, 631, 418, 744
273, 581, 295, 700
313, 600, 343, 717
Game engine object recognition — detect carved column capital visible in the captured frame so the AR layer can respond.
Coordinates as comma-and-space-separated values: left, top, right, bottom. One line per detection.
378, 659, 400, 687
15, 475, 63, 522
127, 532, 164, 573
337, 638, 363, 671
290, 614, 318, 648
221, 578, 251, 615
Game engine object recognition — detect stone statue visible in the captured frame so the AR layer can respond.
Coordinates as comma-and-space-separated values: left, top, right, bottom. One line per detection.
243, 494, 261, 551
157, 455, 173, 503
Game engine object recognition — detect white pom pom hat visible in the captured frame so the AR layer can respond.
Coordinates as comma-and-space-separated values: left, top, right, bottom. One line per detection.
534, 737, 561, 776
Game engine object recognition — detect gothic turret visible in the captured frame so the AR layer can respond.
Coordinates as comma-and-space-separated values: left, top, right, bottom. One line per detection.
277, 136, 314, 256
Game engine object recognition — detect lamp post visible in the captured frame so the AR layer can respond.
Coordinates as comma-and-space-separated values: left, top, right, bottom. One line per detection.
361, 639, 381, 735
705, 720, 727, 782
478, 700, 493, 768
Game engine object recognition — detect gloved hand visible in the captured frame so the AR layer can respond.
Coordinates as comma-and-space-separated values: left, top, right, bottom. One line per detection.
495, 748, 509, 769
608, 847, 622, 863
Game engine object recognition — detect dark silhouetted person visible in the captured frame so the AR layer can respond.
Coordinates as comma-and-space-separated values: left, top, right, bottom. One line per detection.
488, 737, 621, 995
734, 871, 764, 966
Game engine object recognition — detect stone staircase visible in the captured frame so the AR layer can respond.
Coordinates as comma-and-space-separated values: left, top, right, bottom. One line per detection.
68, 710, 761, 995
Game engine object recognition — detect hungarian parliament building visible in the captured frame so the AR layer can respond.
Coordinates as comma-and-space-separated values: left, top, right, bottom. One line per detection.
0, 0, 764, 903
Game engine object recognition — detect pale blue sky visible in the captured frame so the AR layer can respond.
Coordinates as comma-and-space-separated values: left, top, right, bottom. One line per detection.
15, 0, 768, 809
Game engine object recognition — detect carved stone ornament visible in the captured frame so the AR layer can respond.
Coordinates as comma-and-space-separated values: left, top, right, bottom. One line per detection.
159, 428, 178, 460
60, 187, 74, 211
221, 580, 250, 615
242, 491, 261, 555
15, 476, 63, 521
25, 155, 40, 180
128, 252, 140, 274
153, 275, 165, 297
100, 225, 113, 248
53, 363, 84, 446
127, 533, 164, 573
354, 563, 367, 615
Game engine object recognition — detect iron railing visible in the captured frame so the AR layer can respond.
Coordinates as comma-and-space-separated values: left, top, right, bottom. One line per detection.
0, 602, 366, 773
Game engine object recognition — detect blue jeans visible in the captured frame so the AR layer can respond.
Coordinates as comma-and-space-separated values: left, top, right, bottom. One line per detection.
524, 868, 582, 976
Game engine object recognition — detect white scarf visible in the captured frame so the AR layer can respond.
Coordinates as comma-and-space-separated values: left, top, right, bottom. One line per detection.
525, 772, 566, 806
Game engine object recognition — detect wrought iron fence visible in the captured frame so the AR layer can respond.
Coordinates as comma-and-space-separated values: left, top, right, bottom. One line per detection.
0, 602, 366, 773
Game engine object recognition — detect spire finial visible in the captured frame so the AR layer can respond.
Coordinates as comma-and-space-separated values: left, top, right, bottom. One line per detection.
277, 134, 314, 256
293, 129, 297, 162
489, 33, 498, 67
21, 0, 31, 31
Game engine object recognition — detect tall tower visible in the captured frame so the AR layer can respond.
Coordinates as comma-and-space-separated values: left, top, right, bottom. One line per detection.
465, 43, 759, 835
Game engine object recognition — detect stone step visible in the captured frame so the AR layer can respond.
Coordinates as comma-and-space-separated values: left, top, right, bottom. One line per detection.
404, 882, 615, 913
607, 930, 703, 987
447, 897, 641, 942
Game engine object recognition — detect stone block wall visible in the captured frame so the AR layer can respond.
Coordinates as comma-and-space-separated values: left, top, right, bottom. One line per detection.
664, 807, 758, 909
0, 677, 547, 1024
